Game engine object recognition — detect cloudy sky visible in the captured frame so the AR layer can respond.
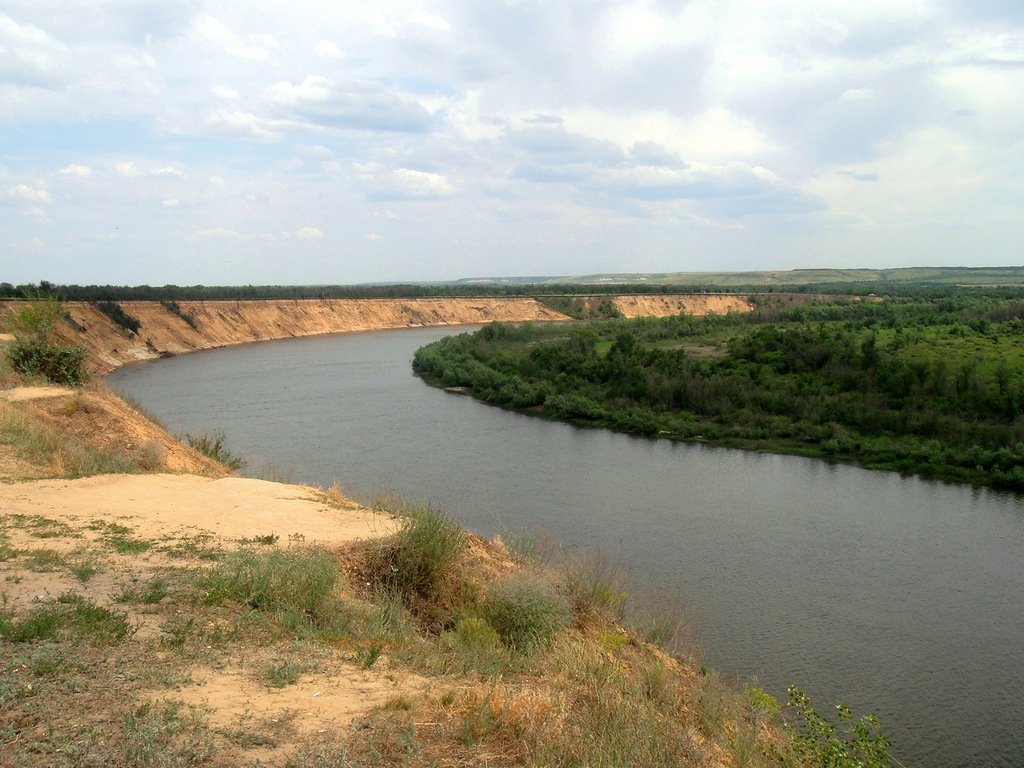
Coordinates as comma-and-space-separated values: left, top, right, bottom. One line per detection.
1, 1, 1021, 285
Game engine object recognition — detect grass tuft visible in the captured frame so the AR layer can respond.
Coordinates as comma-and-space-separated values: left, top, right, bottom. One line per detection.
384, 505, 466, 602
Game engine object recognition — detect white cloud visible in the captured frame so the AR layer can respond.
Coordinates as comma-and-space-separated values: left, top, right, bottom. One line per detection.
266, 75, 433, 133
59, 164, 92, 177
206, 109, 281, 140
298, 226, 325, 239
195, 227, 240, 239
314, 39, 344, 59
194, 13, 276, 61
408, 11, 451, 32
115, 162, 144, 178
162, 198, 180, 207
211, 85, 241, 100
7, 184, 51, 204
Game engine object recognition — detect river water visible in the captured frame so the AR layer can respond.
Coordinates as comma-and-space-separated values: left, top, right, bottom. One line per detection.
109, 326, 1024, 768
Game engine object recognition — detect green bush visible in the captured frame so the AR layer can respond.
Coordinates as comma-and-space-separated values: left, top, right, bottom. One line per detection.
385, 506, 466, 602
482, 573, 570, 652
4, 297, 87, 385
8, 339, 88, 385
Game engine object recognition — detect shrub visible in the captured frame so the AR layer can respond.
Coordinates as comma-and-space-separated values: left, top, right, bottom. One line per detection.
4, 297, 87, 385
482, 572, 570, 652
8, 338, 88, 385
385, 506, 466, 603
785, 685, 898, 768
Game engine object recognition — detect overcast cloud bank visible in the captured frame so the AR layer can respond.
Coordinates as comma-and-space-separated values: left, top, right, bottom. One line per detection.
1, 1, 1021, 284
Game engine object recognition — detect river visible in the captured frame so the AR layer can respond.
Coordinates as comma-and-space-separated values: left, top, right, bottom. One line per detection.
109, 326, 1024, 768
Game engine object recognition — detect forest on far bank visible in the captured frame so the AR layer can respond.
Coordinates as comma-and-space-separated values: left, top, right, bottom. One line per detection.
413, 291, 1024, 491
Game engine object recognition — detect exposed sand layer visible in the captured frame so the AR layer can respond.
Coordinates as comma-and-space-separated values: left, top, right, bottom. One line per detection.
611, 293, 753, 318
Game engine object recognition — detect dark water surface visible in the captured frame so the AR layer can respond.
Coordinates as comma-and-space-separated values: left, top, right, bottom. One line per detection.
110, 326, 1024, 768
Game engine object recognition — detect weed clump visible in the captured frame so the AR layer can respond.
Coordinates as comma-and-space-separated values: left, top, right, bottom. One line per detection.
385, 506, 466, 601
363, 505, 469, 630
185, 430, 245, 471
482, 572, 570, 653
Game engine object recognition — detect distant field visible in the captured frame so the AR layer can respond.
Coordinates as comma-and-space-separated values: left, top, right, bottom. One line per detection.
543, 266, 1024, 287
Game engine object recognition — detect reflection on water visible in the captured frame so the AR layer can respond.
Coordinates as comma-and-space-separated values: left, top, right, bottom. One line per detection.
111, 326, 1024, 768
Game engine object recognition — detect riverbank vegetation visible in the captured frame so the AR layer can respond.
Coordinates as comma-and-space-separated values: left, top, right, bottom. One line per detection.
413, 290, 1024, 491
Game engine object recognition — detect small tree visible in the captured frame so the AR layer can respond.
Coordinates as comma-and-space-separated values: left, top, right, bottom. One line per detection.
5, 296, 87, 385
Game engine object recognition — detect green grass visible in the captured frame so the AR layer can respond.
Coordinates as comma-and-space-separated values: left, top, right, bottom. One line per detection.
70, 557, 101, 582
1, 592, 133, 645
115, 577, 168, 605
22, 547, 64, 571
91, 521, 154, 555
202, 547, 337, 619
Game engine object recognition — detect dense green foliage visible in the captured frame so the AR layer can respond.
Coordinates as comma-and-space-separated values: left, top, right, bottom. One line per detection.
413, 292, 1024, 491
4, 296, 87, 385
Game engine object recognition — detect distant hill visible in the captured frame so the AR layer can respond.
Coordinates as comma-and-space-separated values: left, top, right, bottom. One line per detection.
458, 266, 1024, 288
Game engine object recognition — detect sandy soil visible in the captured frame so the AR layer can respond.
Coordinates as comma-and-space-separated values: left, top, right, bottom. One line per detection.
2, 474, 394, 553
0, 466, 406, 761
